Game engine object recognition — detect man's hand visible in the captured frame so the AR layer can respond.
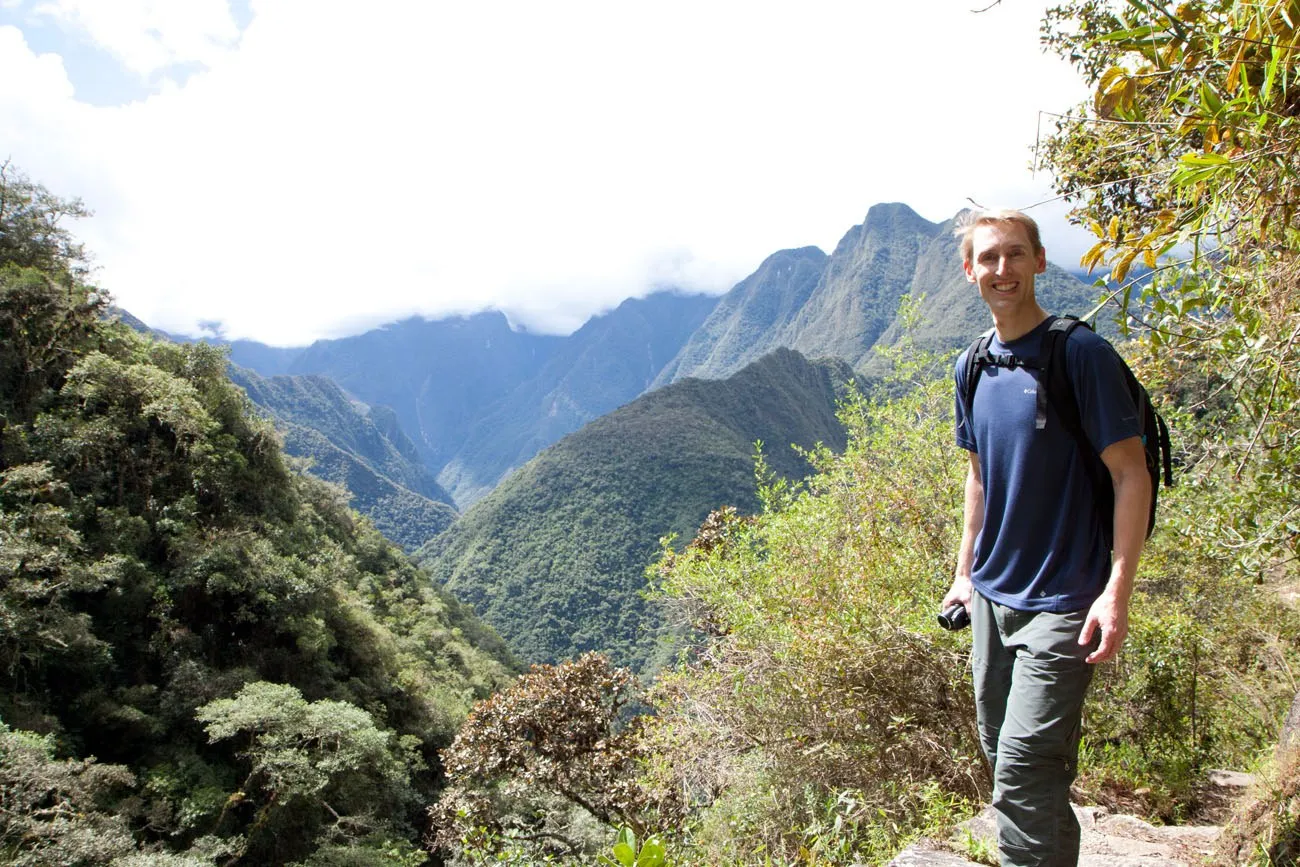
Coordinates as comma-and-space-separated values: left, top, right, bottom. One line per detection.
942, 574, 973, 613
1079, 590, 1129, 664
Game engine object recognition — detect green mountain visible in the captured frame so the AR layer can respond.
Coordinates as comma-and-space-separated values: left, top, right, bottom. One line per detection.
438, 291, 718, 506
419, 348, 852, 672
651, 247, 827, 387
659, 203, 1109, 384
229, 368, 458, 550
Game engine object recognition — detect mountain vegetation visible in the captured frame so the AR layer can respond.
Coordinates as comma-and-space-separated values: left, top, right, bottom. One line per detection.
17, 3, 1300, 851
229, 368, 457, 550
433, 326, 1300, 865
0, 165, 518, 866
420, 348, 852, 672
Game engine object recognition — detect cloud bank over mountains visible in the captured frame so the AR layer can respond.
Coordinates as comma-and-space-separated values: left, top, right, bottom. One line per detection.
0, 0, 1091, 345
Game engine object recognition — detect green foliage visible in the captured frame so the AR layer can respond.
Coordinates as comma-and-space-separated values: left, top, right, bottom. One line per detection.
196, 682, 416, 859
0, 164, 517, 865
598, 827, 667, 867
1040, 0, 1300, 567
422, 347, 851, 672
0, 160, 90, 281
1040, 2, 1300, 842
646, 367, 984, 865
642, 328, 1299, 861
0, 721, 137, 865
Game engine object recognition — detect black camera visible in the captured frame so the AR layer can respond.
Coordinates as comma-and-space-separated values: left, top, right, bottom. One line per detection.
937, 603, 970, 631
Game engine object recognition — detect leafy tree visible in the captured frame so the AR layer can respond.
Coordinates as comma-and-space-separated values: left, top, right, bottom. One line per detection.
430, 653, 680, 863
196, 682, 418, 863
0, 161, 90, 281
0, 722, 137, 865
0, 163, 517, 865
1039, 0, 1300, 570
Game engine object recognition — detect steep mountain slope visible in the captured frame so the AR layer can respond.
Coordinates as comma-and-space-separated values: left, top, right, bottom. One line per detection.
284, 312, 563, 470
420, 348, 852, 672
651, 247, 826, 387
661, 204, 1109, 384
439, 291, 718, 505
226, 338, 304, 375
229, 368, 458, 549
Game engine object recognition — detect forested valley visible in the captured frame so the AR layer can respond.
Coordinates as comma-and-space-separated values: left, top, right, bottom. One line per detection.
7, 0, 1300, 863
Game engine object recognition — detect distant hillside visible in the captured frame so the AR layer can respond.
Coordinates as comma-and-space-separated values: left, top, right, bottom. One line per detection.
659, 203, 1111, 384
230, 368, 458, 550
281, 312, 562, 472
438, 292, 718, 506
420, 348, 852, 672
146, 205, 1103, 522
652, 247, 827, 387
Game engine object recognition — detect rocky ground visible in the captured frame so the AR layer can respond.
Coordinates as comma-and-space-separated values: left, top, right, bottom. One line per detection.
888, 805, 1221, 866
887, 771, 1254, 866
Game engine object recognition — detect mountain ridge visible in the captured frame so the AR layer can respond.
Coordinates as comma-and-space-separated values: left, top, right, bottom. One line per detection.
420, 347, 852, 671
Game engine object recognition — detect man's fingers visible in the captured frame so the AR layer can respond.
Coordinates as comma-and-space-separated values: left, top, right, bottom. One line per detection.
1078, 615, 1097, 648
1085, 622, 1127, 664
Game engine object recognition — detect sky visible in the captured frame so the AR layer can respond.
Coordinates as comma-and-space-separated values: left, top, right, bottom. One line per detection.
0, 0, 1094, 346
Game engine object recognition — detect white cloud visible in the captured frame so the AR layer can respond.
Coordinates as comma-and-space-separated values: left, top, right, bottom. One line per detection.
0, 0, 1093, 345
31, 0, 239, 77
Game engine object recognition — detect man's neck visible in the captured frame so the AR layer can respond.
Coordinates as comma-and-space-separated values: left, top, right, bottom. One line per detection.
992, 305, 1050, 343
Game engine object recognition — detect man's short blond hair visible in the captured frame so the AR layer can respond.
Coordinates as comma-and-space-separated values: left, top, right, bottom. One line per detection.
955, 209, 1043, 264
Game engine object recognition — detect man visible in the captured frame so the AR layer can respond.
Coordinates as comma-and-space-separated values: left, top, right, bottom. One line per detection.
941, 209, 1151, 866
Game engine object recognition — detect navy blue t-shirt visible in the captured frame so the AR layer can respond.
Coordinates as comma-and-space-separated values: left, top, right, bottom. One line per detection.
954, 318, 1141, 612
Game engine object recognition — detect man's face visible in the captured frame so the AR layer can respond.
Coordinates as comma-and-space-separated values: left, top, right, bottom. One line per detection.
963, 221, 1047, 318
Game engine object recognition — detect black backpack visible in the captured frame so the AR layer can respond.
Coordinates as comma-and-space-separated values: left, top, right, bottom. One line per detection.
959, 315, 1173, 544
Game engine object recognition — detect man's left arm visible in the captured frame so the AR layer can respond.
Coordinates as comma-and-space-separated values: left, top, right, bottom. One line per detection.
1079, 436, 1152, 664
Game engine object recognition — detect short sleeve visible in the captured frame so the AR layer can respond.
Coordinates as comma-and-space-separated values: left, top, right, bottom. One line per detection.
954, 349, 977, 452
1066, 331, 1142, 454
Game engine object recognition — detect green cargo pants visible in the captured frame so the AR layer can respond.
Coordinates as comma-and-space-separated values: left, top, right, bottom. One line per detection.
971, 593, 1097, 867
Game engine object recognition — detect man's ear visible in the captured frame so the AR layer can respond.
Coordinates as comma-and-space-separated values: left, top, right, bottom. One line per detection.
1035, 248, 1047, 274
963, 259, 976, 283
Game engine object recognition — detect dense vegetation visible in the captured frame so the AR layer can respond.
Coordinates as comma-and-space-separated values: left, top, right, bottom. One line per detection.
13, 0, 1300, 853
420, 348, 851, 673
0, 164, 517, 865
432, 326, 1300, 865
230, 368, 457, 550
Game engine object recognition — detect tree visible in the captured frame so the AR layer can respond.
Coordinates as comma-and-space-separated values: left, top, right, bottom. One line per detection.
429, 653, 676, 862
0, 722, 137, 865
0, 160, 91, 281
196, 682, 418, 864
1039, 0, 1300, 568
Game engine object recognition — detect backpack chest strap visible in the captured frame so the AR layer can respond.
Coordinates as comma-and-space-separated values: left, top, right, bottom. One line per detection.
971, 349, 1050, 430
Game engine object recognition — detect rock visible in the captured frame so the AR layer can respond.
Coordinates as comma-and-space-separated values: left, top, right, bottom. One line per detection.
1208, 768, 1254, 789
887, 842, 983, 866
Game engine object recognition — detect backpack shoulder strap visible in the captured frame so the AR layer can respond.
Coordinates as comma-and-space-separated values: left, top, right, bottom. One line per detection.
960, 329, 997, 424
1039, 315, 1090, 432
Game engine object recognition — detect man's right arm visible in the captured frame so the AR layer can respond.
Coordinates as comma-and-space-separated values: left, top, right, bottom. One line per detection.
943, 450, 983, 610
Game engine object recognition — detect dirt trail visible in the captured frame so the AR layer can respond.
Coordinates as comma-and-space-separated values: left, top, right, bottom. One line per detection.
887, 803, 1223, 866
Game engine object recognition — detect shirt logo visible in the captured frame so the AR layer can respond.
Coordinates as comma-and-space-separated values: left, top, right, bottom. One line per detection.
1023, 388, 1037, 395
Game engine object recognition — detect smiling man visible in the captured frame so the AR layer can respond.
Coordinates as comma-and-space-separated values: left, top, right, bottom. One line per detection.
942, 209, 1151, 866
